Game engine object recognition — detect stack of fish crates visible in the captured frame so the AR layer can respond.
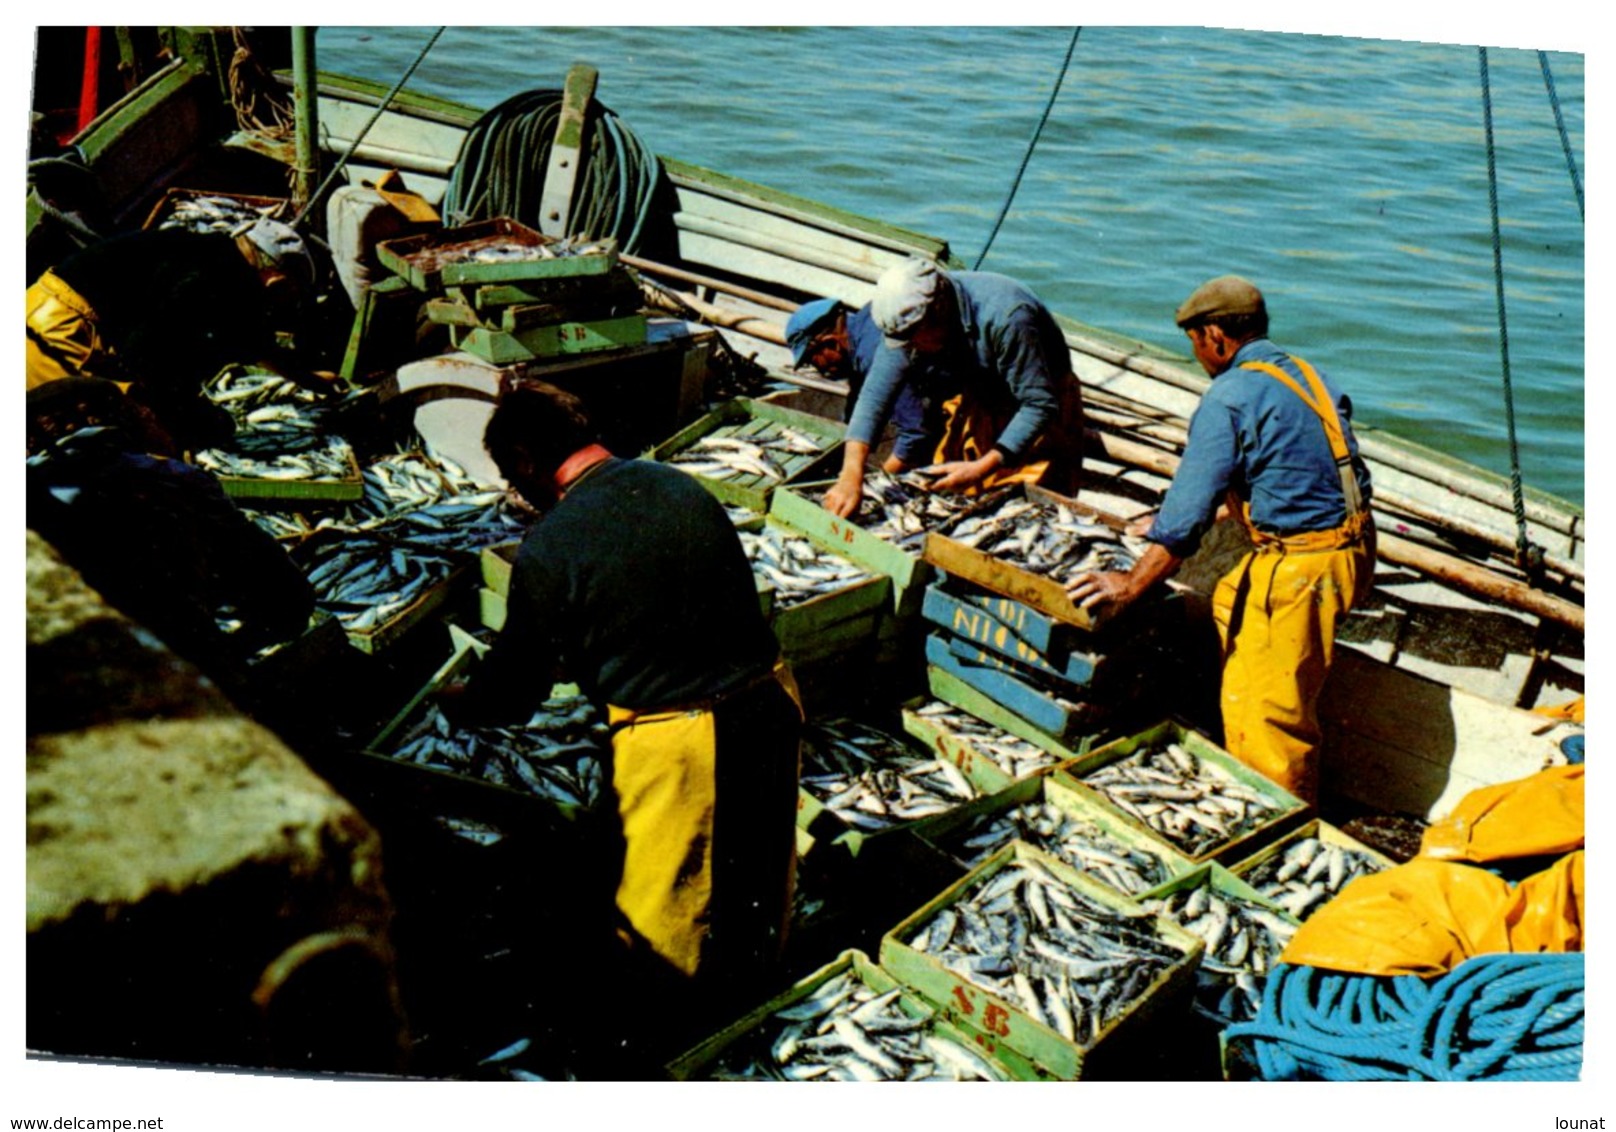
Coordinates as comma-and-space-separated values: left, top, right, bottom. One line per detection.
646, 397, 845, 512
377, 217, 647, 366
918, 484, 1188, 752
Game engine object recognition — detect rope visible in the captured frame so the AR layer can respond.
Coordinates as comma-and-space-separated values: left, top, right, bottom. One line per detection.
289, 26, 447, 231
1537, 52, 1584, 223
1223, 954, 1584, 1081
440, 89, 665, 256
972, 27, 1080, 271
1477, 47, 1542, 578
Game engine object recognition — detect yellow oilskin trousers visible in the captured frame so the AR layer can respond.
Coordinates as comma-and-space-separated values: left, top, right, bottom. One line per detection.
1214, 352, 1372, 805
26, 270, 117, 389
934, 373, 1086, 498
605, 663, 801, 979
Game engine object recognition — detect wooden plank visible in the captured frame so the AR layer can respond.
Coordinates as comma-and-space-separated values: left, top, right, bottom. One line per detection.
538, 64, 598, 238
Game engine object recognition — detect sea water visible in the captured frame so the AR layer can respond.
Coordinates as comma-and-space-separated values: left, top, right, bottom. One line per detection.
317, 24, 1585, 506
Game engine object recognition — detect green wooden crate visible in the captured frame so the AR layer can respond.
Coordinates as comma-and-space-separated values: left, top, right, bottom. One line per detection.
666, 949, 1046, 1081
377, 217, 619, 290
646, 398, 845, 512
452, 265, 641, 312
1051, 719, 1310, 866
878, 841, 1203, 1081
924, 665, 1088, 765
448, 313, 648, 365
769, 481, 936, 624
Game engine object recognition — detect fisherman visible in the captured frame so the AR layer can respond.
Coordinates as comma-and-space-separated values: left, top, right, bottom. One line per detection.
785, 296, 934, 475
1066, 276, 1374, 804
822, 257, 1087, 518
26, 376, 316, 701
25, 220, 317, 452
444, 382, 803, 1040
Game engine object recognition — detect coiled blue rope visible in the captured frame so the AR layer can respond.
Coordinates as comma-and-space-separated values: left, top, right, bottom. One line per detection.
1224, 954, 1583, 1081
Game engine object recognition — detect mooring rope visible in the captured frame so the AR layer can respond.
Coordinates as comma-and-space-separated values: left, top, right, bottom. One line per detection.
973, 27, 1081, 271
1537, 51, 1584, 223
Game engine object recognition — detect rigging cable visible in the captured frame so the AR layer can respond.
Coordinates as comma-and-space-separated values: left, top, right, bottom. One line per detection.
1476, 47, 1542, 578
1537, 51, 1584, 223
289, 26, 447, 232
973, 27, 1080, 271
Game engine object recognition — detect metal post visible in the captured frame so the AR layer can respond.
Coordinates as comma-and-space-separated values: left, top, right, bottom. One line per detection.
291, 27, 319, 215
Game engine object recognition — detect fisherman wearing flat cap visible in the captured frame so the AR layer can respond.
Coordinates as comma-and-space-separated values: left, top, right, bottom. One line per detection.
26, 221, 318, 452
1067, 275, 1374, 804
785, 296, 935, 474
822, 257, 1087, 518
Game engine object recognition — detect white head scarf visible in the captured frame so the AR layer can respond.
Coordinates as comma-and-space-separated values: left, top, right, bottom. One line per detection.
871, 257, 944, 347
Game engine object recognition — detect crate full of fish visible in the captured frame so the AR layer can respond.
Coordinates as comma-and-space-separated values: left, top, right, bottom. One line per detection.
647, 398, 844, 512
924, 633, 1109, 744
1228, 820, 1394, 923
377, 217, 620, 290
294, 528, 474, 654
667, 949, 1043, 1081
915, 773, 1197, 899
366, 639, 608, 824
767, 469, 991, 622
878, 841, 1203, 1080
1054, 720, 1309, 866
923, 664, 1086, 768
900, 697, 1072, 795
739, 520, 889, 666
795, 716, 983, 858
141, 187, 290, 232
922, 485, 1145, 632
1139, 864, 1301, 1027
196, 369, 365, 503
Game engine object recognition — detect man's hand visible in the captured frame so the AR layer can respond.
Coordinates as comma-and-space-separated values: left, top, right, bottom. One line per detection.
824, 473, 864, 518
928, 450, 1003, 493
1066, 570, 1136, 612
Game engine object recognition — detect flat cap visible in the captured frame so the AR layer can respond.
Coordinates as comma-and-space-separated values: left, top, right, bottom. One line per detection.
1175, 275, 1265, 327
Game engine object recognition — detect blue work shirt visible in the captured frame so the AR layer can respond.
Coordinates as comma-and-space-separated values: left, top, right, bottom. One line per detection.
845, 304, 934, 467
846, 271, 1069, 463
1150, 339, 1373, 559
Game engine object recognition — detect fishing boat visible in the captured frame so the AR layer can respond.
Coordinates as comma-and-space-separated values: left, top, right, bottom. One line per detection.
24, 26, 1585, 1083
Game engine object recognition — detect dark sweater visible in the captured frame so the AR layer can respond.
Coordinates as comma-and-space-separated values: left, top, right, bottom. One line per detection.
464, 457, 780, 718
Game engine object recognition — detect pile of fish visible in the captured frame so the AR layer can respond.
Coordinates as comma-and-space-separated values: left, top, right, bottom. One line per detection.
386, 694, 607, 809
197, 370, 359, 484
440, 235, 616, 265
157, 193, 283, 236
941, 802, 1183, 896
806, 470, 984, 548
1239, 835, 1387, 921
301, 530, 462, 634
908, 700, 1061, 781
903, 855, 1189, 1045
1076, 742, 1291, 859
799, 718, 980, 831
739, 525, 877, 610
1143, 885, 1298, 1024
665, 423, 825, 486
938, 494, 1140, 579
702, 969, 1008, 1081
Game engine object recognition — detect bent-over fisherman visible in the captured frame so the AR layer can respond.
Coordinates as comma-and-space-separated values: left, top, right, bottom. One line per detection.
1066, 276, 1374, 803
26, 376, 315, 701
822, 257, 1087, 517
25, 221, 316, 451
786, 296, 934, 474
446, 382, 803, 1023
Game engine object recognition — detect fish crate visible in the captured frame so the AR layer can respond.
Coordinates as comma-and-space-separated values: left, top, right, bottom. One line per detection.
878, 841, 1203, 1081
923, 633, 1110, 744
923, 664, 1087, 766
793, 715, 983, 862
447, 313, 648, 366
921, 485, 1134, 632
294, 529, 477, 656
666, 949, 1044, 1081
365, 642, 607, 827
646, 398, 845, 512
911, 773, 1197, 899
741, 518, 890, 667
140, 187, 290, 231
450, 264, 643, 314
208, 441, 367, 504
377, 217, 619, 291
1226, 819, 1395, 923
1052, 720, 1310, 867
900, 698, 1073, 795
